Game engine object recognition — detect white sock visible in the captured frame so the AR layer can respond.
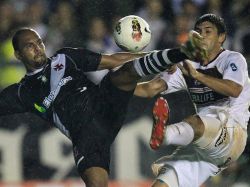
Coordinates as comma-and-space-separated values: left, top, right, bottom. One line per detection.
165, 121, 194, 146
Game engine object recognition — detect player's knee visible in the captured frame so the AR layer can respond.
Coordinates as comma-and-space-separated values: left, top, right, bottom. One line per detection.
152, 180, 169, 187
183, 115, 205, 141
193, 116, 221, 149
84, 179, 108, 187
82, 167, 109, 187
110, 62, 140, 91
154, 167, 179, 187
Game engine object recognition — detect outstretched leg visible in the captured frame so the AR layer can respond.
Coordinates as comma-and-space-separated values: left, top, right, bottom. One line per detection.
110, 30, 207, 91
110, 48, 187, 91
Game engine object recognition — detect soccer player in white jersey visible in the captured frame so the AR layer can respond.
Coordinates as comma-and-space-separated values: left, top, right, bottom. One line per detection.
135, 13, 250, 187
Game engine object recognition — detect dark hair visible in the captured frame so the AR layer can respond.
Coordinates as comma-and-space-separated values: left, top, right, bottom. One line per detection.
12, 28, 34, 51
194, 14, 226, 34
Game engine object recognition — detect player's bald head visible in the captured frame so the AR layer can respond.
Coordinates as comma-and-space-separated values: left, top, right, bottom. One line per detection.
12, 28, 40, 51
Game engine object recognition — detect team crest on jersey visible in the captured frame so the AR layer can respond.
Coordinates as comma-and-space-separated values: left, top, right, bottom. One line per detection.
131, 18, 142, 41
37, 75, 47, 83
53, 63, 64, 71
41, 76, 47, 82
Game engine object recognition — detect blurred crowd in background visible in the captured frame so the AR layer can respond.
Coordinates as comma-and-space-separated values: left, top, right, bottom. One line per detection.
0, 0, 250, 88
0, 0, 250, 186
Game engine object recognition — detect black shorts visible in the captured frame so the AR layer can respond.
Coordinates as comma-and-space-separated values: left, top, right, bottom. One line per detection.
67, 73, 134, 174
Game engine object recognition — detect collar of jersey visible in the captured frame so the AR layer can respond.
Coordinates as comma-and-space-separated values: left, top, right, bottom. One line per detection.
26, 68, 44, 76
26, 58, 51, 76
201, 48, 225, 67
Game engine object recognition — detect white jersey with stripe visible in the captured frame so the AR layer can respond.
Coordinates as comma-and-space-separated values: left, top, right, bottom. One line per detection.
160, 49, 250, 129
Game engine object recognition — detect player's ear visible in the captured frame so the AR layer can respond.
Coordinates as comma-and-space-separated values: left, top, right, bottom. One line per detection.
14, 51, 22, 60
219, 33, 226, 44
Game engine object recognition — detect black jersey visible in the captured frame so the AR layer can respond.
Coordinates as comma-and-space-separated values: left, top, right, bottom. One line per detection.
0, 47, 101, 137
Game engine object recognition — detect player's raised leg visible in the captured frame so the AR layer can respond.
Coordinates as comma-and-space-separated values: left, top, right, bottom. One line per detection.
150, 97, 206, 150
110, 30, 208, 92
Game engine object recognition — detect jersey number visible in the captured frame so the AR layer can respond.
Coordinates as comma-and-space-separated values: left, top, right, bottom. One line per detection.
230, 63, 237, 71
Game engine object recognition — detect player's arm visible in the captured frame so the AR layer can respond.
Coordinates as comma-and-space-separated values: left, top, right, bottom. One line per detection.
134, 77, 167, 98
178, 60, 243, 97
98, 52, 149, 70
57, 47, 149, 71
195, 74, 242, 97
0, 84, 27, 116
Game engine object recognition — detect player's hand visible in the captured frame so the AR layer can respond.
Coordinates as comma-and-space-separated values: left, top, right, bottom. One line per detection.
177, 60, 200, 79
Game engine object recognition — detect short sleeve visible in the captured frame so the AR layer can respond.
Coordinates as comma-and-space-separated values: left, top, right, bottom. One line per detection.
56, 47, 102, 72
223, 53, 247, 86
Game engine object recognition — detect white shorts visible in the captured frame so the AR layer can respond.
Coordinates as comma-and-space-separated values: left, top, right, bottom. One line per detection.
153, 110, 248, 187
155, 159, 218, 187
195, 115, 248, 167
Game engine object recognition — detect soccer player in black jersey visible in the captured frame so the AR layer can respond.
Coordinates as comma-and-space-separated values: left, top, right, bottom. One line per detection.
0, 28, 204, 187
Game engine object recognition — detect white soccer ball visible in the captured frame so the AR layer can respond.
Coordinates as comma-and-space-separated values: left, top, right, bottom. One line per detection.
113, 15, 151, 52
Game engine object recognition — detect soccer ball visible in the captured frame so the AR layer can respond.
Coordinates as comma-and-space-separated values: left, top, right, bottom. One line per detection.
113, 15, 151, 52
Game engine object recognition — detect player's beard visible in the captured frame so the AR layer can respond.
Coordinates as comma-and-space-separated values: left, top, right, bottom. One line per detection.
34, 53, 47, 68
